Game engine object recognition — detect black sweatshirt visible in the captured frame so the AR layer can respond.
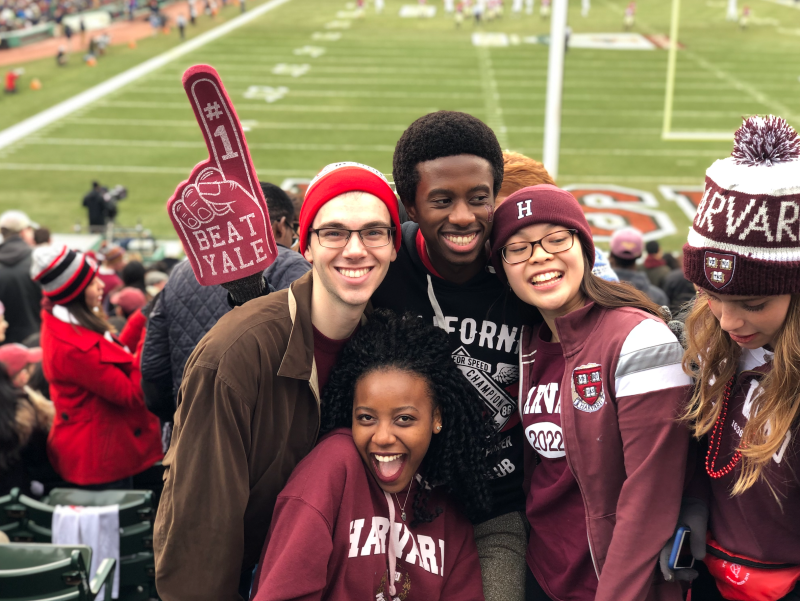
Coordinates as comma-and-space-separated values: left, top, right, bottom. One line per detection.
372, 222, 541, 523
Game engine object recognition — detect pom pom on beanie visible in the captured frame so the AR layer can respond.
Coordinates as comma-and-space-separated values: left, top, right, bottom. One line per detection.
298, 162, 401, 254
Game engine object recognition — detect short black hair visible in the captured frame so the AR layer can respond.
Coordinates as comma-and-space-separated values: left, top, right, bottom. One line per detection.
611, 253, 638, 270
645, 240, 660, 255
260, 182, 295, 224
320, 310, 494, 525
392, 111, 504, 207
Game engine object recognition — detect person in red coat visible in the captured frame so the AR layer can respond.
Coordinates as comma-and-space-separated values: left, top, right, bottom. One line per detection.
31, 245, 162, 488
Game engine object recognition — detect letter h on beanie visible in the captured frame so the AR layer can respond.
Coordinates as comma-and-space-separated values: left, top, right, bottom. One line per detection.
298, 162, 402, 255
490, 184, 595, 281
684, 116, 800, 296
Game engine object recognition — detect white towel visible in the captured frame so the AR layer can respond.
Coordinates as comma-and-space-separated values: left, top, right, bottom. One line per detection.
52, 504, 121, 599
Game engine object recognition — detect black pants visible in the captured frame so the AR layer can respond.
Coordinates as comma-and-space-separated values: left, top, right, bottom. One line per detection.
526, 566, 553, 601
693, 560, 800, 601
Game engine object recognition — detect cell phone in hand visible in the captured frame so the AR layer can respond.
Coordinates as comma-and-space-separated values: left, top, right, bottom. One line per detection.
669, 526, 695, 570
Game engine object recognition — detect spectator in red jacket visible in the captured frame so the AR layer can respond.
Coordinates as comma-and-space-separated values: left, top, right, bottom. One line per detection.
112, 287, 147, 351
31, 245, 162, 489
252, 311, 491, 601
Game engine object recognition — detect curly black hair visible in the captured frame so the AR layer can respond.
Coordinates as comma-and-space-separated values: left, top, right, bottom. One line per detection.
320, 310, 495, 526
392, 111, 504, 208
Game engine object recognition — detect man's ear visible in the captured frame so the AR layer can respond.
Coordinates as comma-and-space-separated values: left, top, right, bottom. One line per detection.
403, 199, 417, 222
272, 216, 286, 239
303, 245, 313, 263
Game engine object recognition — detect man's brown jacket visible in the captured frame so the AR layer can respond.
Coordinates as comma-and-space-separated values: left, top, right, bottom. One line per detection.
154, 271, 333, 600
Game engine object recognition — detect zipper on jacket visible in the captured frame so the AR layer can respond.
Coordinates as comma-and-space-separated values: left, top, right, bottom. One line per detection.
554, 322, 600, 581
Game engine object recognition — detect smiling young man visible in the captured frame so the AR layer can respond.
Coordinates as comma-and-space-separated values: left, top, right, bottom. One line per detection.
371, 111, 539, 601
154, 162, 399, 601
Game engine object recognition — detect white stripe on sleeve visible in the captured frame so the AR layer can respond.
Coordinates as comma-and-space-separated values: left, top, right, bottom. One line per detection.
614, 319, 691, 398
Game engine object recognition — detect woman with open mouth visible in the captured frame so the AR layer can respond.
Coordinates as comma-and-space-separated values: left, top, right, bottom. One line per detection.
489, 185, 692, 601
250, 310, 493, 601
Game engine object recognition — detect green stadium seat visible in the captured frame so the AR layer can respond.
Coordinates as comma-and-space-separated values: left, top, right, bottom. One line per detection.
1, 488, 158, 600
0, 543, 116, 601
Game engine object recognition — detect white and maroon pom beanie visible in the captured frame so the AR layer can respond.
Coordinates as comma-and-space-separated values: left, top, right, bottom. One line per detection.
31, 245, 99, 305
683, 116, 800, 296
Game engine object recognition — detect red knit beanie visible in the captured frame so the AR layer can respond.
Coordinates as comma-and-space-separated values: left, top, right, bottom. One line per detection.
490, 185, 595, 281
683, 116, 800, 296
299, 162, 401, 254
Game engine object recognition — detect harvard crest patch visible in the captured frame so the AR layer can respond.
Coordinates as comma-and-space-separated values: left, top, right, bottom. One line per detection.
572, 364, 605, 413
704, 251, 736, 290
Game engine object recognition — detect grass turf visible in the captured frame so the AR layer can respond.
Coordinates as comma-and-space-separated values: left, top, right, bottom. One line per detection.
0, 0, 799, 253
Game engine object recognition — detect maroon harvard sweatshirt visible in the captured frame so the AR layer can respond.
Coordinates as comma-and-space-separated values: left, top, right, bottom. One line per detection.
251, 428, 484, 601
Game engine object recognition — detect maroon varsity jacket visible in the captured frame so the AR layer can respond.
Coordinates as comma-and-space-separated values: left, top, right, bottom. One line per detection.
519, 302, 692, 601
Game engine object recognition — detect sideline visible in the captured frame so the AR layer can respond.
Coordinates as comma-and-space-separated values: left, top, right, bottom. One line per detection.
0, 0, 292, 151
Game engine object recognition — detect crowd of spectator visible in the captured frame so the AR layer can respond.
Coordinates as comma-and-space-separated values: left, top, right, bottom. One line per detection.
0, 180, 311, 498
0, 0, 116, 33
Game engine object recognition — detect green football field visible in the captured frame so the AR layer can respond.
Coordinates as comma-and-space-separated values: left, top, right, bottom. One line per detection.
0, 0, 799, 252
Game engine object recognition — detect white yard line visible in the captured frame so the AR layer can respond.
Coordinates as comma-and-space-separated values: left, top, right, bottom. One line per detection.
84, 103, 450, 114
476, 45, 509, 148
126, 87, 487, 99
27, 138, 724, 157
522, 147, 728, 157
759, 0, 800, 9
0, 0, 293, 151
559, 175, 703, 184
57, 118, 666, 136
28, 138, 397, 152
72, 116, 410, 130
145, 73, 485, 87
0, 162, 315, 176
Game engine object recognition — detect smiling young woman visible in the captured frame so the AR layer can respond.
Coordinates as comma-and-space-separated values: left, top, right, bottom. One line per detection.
250, 310, 493, 601
489, 184, 692, 601
678, 116, 800, 601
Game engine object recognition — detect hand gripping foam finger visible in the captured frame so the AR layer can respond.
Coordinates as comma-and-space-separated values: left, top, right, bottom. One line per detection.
167, 65, 277, 286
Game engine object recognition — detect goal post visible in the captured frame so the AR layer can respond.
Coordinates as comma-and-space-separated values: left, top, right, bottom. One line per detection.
661, 0, 732, 141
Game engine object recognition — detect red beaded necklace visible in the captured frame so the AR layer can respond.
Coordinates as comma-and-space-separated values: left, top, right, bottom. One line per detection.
705, 374, 743, 478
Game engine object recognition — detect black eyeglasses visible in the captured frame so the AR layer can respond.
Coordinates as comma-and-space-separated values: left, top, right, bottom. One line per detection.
501, 229, 577, 264
310, 227, 396, 249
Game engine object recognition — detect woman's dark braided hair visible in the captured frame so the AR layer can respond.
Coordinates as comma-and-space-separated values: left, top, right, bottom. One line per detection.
320, 309, 495, 526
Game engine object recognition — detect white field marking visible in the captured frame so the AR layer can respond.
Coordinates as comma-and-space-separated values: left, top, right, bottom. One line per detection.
127, 87, 487, 100
125, 86, 719, 104
518, 147, 730, 157
202, 64, 479, 75
0, 0, 294, 151
146, 73, 484, 87
476, 45, 508, 148
90, 102, 451, 114
271, 63, 310, 77
560, 175, 704, 184
311, 32, 341, 40
662, 131, 733, 141
293, 45, 326, 57
242, 85, 290, 102
679, 50, 799, 121
503, 107, 749, 117
72, 115, 410, 130
601, 0, 799, 122
324, 20, 350, 28
0, 163, 316, 176
28, 138, 397, 152
65, 117, 663, 136
198, 53, 484, 65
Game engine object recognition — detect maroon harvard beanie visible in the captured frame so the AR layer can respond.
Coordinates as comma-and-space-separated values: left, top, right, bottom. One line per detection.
683, 116, 800, 296
490, 184, 594, 281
